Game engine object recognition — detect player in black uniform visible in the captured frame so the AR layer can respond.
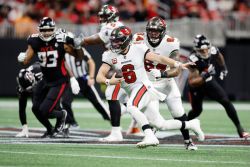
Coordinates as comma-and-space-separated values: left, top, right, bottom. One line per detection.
16, 62, 42, 137
17, 17, 83, 137
187, 34, 249, 139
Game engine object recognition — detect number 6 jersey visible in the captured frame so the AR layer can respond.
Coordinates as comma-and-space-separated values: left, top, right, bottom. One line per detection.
27, 31, 74, 86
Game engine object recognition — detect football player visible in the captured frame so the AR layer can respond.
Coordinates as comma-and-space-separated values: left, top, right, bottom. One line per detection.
15, 62, 42, 137
96, 26, 204, 148
17, 17, 82, 137
132, 17, 199, 150
74, 5, 131, 141
187, 34, 249, 139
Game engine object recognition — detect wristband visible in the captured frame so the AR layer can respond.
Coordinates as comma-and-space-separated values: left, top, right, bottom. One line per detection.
160, 71, 168, 78
105, 79, 110, 86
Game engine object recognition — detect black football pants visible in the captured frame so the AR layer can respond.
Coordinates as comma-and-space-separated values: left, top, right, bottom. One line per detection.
187, 79, 242, 129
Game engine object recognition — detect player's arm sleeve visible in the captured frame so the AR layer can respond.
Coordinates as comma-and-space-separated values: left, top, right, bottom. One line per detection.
98, 27, 110, 44
101, 51, 112, 66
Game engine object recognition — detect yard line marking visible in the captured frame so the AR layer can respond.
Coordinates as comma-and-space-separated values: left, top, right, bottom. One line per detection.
1, 100, 250, 110
0, 150, 249, 165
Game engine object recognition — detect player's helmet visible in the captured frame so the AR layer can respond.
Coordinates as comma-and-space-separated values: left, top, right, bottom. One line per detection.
193, 34, 211, 59
17, 63, 42, 93
98, 5, 119, 24
146, 17, 166, 46
38, 17, 56, 42
110, 26, 132, 54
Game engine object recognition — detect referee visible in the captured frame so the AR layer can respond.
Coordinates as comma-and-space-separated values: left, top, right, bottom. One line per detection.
62, 48, 110, 128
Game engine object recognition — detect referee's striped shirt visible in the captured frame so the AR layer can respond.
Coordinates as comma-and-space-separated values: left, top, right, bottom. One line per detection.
65, 48, 91, 78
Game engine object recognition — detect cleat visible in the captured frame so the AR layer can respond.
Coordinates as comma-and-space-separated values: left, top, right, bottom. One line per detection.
136, 135, 159, 148
188, 119, 205, 141
99, 132, 123, 142
55, 110, 67, 132
69, 123, 80, 130
16, 125, 29, 138
184, 140, 198, 151
240, 132, 249, 139
41, 129, 56, 138
62, 124, 70, 138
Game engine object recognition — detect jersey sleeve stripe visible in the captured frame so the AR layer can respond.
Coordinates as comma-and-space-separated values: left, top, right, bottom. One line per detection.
144, 49, 150, 59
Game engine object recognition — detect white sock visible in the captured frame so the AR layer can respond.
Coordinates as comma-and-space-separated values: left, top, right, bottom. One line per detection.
160, 119, 182, 130
127, 106, 149, 127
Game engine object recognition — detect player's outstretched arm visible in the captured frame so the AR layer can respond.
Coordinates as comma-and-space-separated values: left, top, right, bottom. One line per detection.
87, 58, 96, 86
18, 45, 35, 65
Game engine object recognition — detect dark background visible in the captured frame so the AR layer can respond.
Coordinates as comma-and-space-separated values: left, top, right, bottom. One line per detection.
0, 38, 249, 101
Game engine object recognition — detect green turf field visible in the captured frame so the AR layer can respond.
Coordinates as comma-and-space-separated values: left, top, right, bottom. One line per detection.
0, 99, 249, 167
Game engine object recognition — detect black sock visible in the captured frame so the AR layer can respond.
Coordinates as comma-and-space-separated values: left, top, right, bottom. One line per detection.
175, 114, 190, 140
108, 100, 121, 127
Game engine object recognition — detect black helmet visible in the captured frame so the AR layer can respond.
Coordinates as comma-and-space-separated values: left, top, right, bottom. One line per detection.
193, 34, 211, 59
146, 17, 166, 46
193, 34, 211, 50
110, 26, 132, 54
38, 17, 56, 42
17, 63, 42, 92
98, 5, 119, 24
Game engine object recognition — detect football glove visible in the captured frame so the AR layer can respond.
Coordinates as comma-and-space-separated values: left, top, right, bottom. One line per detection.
201, 64, 215, 82
70, 77, 80, 95
219, 70, 228, 80
73, 34, 85, 49
18, 52, 26, 63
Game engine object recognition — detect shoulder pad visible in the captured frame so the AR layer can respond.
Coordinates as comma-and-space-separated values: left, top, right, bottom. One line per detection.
29, 33, 39, 38
189, 54, 199, 62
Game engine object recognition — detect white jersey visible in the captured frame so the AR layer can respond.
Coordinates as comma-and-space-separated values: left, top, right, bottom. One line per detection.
98, 21, 124, 49
133, 32, 180, 84
102, 42, 166, 101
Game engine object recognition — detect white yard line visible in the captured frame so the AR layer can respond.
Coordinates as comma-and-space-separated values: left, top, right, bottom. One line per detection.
0, 150, 249, 165
0, 100, 250, 110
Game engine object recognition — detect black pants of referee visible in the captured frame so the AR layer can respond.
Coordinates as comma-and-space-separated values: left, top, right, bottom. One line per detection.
187, 78, 245, 136
61, 77, 110, 125
32, 80, 68, 133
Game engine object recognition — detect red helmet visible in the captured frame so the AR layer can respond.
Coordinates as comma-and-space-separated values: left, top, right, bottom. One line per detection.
146, 17, 166, 46
98, 5, 119, 24
110, 26, 132, 54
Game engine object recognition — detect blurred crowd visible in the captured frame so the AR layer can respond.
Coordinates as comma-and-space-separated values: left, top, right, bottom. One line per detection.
0, 0, 250, 37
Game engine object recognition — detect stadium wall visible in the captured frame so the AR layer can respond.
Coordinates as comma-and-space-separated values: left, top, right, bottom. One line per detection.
0, 38, 249, 100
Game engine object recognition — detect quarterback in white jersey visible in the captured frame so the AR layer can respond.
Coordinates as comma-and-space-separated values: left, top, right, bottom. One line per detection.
133, 17, 198, 150
97, 26, 204, 148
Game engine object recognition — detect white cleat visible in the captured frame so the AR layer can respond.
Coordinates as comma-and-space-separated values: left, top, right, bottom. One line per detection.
16, 125, 29, 138
184, 140, 198, 151
189, 119, 205, 141
99, 131, 123, 142
136, 135, 159, 148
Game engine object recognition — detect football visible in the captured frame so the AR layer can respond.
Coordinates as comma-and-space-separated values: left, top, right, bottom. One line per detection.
106, 69, 123, 79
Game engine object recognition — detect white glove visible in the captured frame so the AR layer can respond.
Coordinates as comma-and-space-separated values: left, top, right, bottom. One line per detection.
219, 70, 228, 80
18, 52, 26, 63
149, 69, 161, 79
73, 33, 85, 49
70, 77, 80, 95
